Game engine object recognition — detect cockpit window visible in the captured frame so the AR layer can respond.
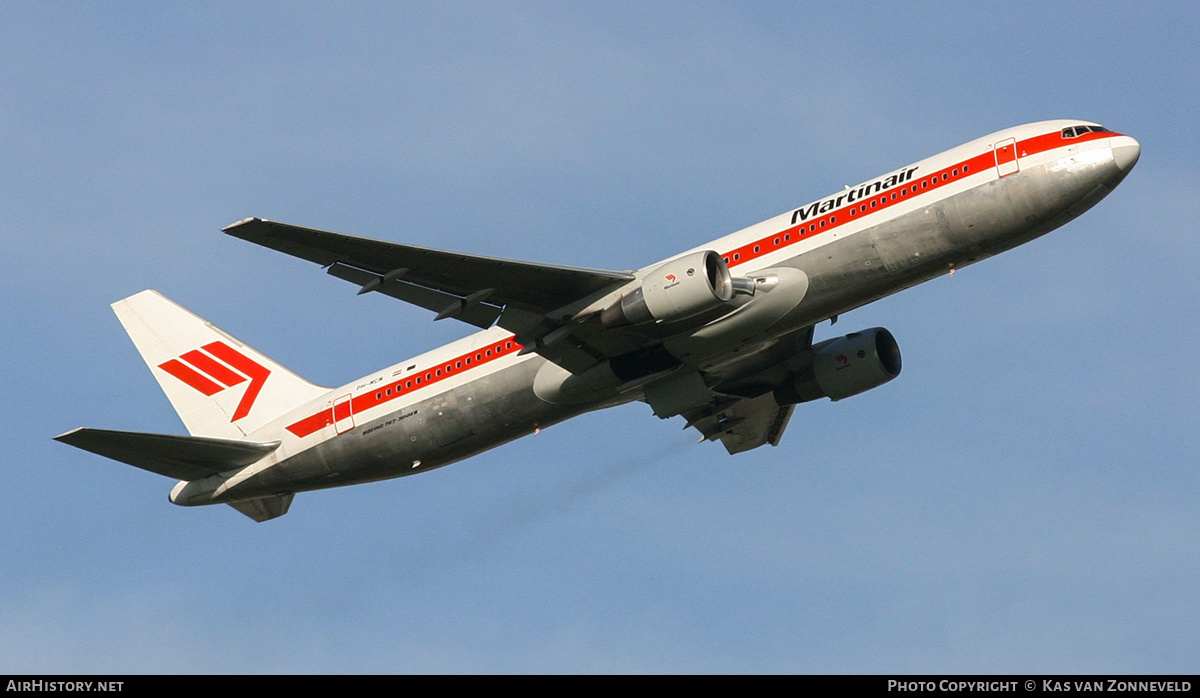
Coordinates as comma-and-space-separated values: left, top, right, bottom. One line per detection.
1062, 125, 1111, 138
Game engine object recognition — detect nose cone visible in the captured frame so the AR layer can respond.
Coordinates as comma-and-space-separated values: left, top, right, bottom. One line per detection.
1111, 135, 1141, 173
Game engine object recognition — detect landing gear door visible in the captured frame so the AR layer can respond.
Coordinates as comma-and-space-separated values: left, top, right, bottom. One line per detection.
994, 137, 1019, 177
333, 394, 355, 434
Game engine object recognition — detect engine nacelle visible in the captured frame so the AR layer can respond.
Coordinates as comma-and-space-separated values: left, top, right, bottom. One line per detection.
601, 250, 734, 328
775, 327, 902, 404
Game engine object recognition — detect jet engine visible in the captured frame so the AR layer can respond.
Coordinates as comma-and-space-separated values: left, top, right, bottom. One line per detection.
601, 250, 749, 329
775, 327, 902, 404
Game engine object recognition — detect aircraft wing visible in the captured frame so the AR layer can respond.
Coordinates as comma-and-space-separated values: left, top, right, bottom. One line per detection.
224, 217, 648, 373
223, 218, 634, 328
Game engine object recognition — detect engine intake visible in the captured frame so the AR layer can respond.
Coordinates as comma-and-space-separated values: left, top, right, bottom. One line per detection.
601, 250, 740, 329
775, 327, 902, 404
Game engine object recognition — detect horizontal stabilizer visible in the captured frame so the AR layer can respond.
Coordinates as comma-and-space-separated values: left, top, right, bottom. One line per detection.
54, 427, 279, 481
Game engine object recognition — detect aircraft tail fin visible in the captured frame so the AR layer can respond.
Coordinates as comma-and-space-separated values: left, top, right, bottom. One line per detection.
112, 290, 329, 439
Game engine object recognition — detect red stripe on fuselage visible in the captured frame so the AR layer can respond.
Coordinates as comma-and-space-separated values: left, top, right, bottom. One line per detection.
285, 336, 524, 437
721, 128, 1117, 272
283, 127, 1114, 440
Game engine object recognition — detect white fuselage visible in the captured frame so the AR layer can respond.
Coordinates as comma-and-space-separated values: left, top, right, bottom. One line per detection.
171, 120, 1139, 507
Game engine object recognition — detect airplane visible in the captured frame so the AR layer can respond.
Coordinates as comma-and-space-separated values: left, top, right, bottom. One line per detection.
55, 120, 1140, 522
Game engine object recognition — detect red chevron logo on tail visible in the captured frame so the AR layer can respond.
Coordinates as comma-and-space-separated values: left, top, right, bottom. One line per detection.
157, 341, 271, 422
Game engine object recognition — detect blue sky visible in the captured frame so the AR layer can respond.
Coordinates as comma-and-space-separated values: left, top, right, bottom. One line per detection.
3, 2, 1198, 673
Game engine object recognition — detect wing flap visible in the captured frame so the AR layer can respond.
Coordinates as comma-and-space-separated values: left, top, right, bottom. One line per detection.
55, 427, 279, 481
684, 394, 795, 455
326, 262, 503, 329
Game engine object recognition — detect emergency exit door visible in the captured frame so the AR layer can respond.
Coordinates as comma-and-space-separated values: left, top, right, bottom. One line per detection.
333, 394, 355, 434
994, 137, 1019, 177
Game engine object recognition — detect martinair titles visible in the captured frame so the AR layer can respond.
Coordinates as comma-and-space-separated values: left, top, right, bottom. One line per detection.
792, 167, 920, 224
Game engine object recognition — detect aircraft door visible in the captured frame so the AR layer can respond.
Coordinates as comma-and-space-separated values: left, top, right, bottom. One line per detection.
333, 394, 355, 434
993, 137, 1019, 177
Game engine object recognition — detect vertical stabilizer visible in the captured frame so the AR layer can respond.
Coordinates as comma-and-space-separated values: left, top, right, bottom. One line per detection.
112, 290, 329, 439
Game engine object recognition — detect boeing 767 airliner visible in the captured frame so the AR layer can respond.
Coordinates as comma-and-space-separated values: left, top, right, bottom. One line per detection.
56, 120, 1140, 521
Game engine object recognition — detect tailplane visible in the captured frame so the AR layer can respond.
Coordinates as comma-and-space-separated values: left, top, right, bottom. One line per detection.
54, 427, 279, 481
54, 426, 294, 522
112, 290, 328, 439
